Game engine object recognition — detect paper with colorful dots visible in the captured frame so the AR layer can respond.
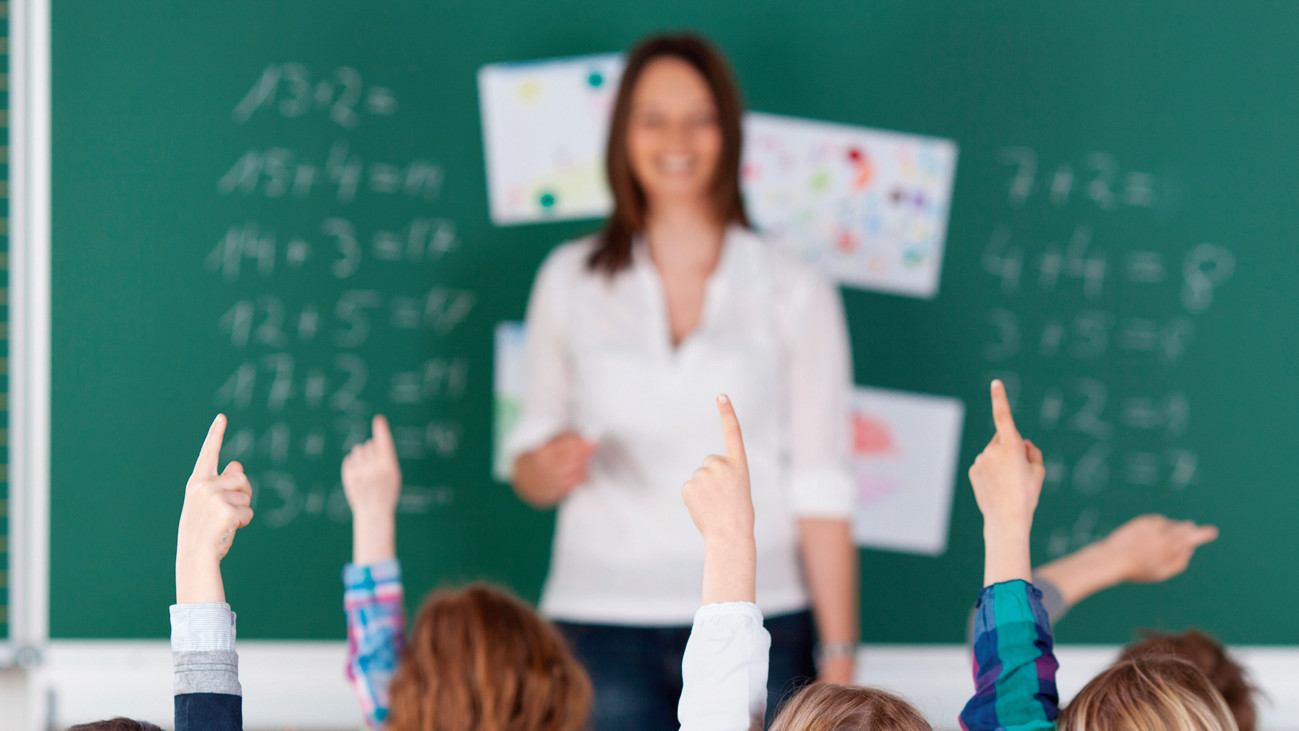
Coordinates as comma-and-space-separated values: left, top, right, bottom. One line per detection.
850, 386, 965, 556
478, 54, 624, 225
743, 113, 959, 298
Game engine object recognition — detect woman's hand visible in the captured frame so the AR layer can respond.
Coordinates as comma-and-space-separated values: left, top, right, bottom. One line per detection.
1034, 513, 1219, 607
342, 415, 402, 565
1104, 514, 1219, 584
682, 395, 756, 604
512, 432, 597, 508
969, 380, 1045, 586
176, 414, 254, 604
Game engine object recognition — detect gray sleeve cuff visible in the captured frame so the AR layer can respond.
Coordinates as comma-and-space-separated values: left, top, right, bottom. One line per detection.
1032, 573, 1069, 625
170, 603, 237, 652
173, 649, 241, 696
966, 575, 1071, 644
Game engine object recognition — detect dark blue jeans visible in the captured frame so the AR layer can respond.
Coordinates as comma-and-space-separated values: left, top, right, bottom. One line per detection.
557, 610, 816, 731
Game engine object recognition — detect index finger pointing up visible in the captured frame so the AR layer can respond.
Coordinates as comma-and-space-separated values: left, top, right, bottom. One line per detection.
990, 380, 1022, 442
716, 395, 747, 466
192, 414, 227, 479
371, 414, 396, 456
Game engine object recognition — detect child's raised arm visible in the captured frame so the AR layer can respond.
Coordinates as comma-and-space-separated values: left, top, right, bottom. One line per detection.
961, 382, 1058, 731
173, 414, 253, 731
341, 415, 407, 730
682, 394, 757, 605
968, 380, 1045, 587
678, 395, 770, 731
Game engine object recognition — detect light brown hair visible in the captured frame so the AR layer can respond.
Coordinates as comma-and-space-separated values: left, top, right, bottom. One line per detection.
387, 584, 592, 731
1059, 654, 1238, 731
589, 32, 751, 275
1118, 630, 1258, 731
769, 682, 932, 731
68, 721, 162, 731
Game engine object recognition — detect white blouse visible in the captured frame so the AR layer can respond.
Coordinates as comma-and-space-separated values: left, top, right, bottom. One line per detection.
505, 226, 854, 625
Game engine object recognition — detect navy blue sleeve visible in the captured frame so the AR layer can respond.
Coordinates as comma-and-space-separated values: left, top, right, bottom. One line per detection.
175, 691, 243, 731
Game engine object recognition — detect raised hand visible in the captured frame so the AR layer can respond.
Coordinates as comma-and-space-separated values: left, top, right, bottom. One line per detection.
342, 415, 403, 565
513, 432, 597, 508
682, 395, 756, 604
1105, 514, 1219, 584
176, 414, 254, 604
969, 381, 1045, 586
969, 380, 1046, 532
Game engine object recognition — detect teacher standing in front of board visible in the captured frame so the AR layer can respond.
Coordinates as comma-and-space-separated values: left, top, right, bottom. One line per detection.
505, 34, 858, 730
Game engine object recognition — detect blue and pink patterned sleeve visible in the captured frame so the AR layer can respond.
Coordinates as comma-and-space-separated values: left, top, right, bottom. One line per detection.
344, 558, 407, 730
960, 580, 1060, 731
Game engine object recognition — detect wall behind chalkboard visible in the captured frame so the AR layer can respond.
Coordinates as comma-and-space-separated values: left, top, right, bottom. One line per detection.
50, 0, 1299, 643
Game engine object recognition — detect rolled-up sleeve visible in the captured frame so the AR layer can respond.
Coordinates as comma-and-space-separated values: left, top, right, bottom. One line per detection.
502, 247, 576, 473
679, 602, 771, 731
782, 271, 855, 518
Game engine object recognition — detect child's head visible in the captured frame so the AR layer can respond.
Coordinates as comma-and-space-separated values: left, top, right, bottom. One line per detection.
769, 682, 931, 731
1059, 653, 1238, 731
1118, 630, 1257, 731
68, 721, 161, 731
388, 583, 591, 731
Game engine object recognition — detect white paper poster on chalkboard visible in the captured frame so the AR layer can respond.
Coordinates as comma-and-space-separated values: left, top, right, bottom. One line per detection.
477, 53, 958, 298
493, 321, 528, 481
478, 54, 624, 225
850, 386, 965, 556
743, 113, 958, 299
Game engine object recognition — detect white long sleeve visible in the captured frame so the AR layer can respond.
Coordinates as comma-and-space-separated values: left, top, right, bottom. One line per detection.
679, 602, 771, 731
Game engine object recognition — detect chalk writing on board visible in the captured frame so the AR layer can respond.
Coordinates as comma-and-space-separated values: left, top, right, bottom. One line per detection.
249, 471, 452, 527
985, 144, 1231, 553
210, 66, 469, 528
233, 64, 398, 127
218, 143, 443, 203
207, 219, 460, 281
998, 148, 1160, 210
223, 419, 462, 466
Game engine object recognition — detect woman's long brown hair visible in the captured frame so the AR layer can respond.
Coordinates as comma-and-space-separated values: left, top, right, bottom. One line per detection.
588, 33, 751, 275
387, 584, 592, 731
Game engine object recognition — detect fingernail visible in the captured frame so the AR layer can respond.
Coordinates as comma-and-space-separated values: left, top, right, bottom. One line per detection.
718, 394, 730, 404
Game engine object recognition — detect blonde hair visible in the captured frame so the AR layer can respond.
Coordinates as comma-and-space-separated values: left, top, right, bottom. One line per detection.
1060, 654, 1238, 731
769, 683, 931, 731
388, 584, 592, 731
1120, 630, 1258, 731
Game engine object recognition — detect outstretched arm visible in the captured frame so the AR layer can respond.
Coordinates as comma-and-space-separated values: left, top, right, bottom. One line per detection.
1035, 514, 1218, 610
679, 396, 771, 731
173, 414, 254, 731
341, 415, 407, 730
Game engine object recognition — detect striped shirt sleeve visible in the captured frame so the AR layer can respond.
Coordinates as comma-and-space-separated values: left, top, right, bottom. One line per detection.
344, 558, 406, 730
960, 580, 1059, 731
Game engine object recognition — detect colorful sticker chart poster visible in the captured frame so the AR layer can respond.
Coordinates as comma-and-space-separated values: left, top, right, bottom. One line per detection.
478, 54, 624, 225
850, 386, 965, 556
743, 113, 958, 299
492, 321, 528, 481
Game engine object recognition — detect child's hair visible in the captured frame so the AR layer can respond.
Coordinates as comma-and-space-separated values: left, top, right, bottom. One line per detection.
387, 583, 591, 731
67, 720, 162, 731
1059, 654, 1238, 731
768, 682, 931, 731
1118, 629, 1257, 731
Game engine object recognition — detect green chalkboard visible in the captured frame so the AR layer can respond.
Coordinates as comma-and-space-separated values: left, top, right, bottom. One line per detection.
50, 1, 1299, 644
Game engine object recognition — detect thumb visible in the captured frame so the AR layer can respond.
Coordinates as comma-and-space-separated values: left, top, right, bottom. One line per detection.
222, 460, 245, 476
716, 394, 747, 466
